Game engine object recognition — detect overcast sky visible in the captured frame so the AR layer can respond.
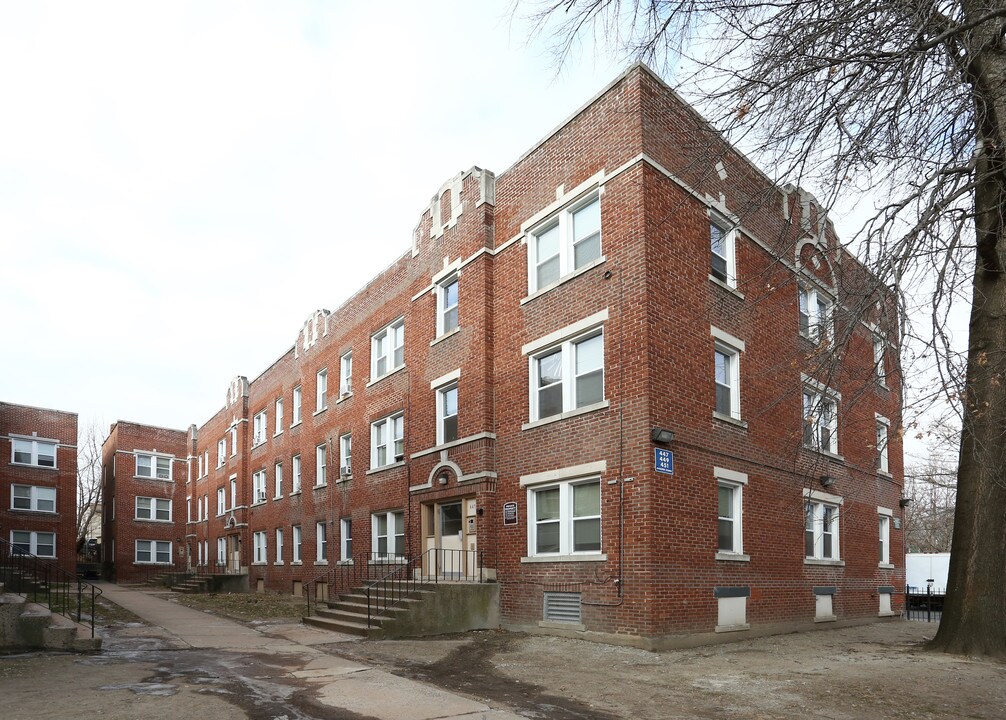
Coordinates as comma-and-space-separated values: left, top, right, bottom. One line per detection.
0, 2, 945, 463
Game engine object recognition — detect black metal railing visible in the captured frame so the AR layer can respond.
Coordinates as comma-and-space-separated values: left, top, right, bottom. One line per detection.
134, 559, 238, 587
304, 554, 383, 617
0, 536, 102, 639
906, 585, 945, 622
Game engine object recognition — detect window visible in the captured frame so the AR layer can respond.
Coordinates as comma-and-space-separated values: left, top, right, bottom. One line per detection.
253, 532, 267, 564
11, 485, 56, 513
230, 477, 237, 509
197, 453, 204, 478
339, 434, 352, 478
11, 437, 57, 468
531, 331, 604, 421
186, 497, 191, 522
253, 470, 267, 503
876, 415, 890, 473
340, 351, 353, 396
229, 427, 237, 456
716, 471, 746, 556
136, 453, 171, 480
714, 340, 741, 420
437, 275, 459, 336
527, 478, 601, 557
316, 368, 328, 412
216, 537, 226, 566
292, 386, 302, 425
371, 319, 405, 380
798, 286, 834, 343
437, 383, 459, 444
275, 399, 284, 435
203, 450, 209, 476
528, 194, 601, 293
873, 336, 887, 384
316, 443, 327, 486
316, 521, 327, 562
879, 512, 892, 565
802, 385, 839, 454
135, 539, 171, 564
253, 411, 267, 446
340, 518, 352, 561
292, 454, 302, 493
275, 528, 284, 564
371, 413, 404, 469
216, 488, 226, 516
135, 497, 171, 521
274, 462, 283, 498
710, 217, 736, 287
11, 530, 55, 557
805, 494, 842, 561
217, 439, 226, 467
372, 510, 405, 560
292, 525, 302, 563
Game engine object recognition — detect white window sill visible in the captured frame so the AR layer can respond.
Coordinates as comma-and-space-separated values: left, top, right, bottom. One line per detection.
521, 256, 606, 305
251, 562, 267, 567
878, 469, 892, 478
366, 364, 406, 388
878, 563, 895, 569
314, 560, 328, 566
289, 490, 302, 497
337, 475, 352, 483
313, 407, 328, 416
876, 380, 890, 391
708, 274, 744, 299
715, 623, 750, 634
802, 446, 845, 462
314, 483, 328, 489
369, 558, 408, 565
134, 476, 173, 482
715, 552, 750, 562
521, 553, 607, 563
290, 421, 302, 429
712, 412, 748, 429
274, 561, 284, 566
11, 462, 59, 471
366, 460, 406, 476
273, 430, 283, 437
431, 327, 461, 346
251, 440, 266, 450
135, 518, 174, 524
273, 495, 283, 501
337, 559, 354, 565
522, 400, 609, 431
291, 561, 303, 566
336, 392, 353, 404
804, 558, 845, 567
411, 431, 497, 459
9, 509, 57, 515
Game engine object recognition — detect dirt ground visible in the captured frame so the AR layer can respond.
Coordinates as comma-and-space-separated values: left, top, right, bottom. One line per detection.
326, 621, 1006, 720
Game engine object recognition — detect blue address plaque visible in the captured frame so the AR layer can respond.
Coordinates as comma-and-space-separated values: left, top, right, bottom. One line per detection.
654, 448, 674, 475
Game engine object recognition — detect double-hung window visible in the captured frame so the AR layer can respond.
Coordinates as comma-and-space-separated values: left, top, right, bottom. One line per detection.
292, 454, 302, 493
528, 194, 601, 293
804, 491, 842, 561
371, 413, 404, 469
316, 522, 327, 562
252, 470, 267, 503
292, 386, 302, 425
340, 352, 353, 396
12, 438, 57, 468
275, 399, 284, 435
876, 415, 890, 473
873, 336, 887, 385
527, 478, 601, 557
530, 329, 604, 421
253, 411, 267, 446
216, 537, 226, 566
802, 380, 839, 455
339, 434, 352, 478
316, 369, 328, 412
216, 488, 226, 516
136, 497, 171, 521
437, 275, 459, 336
340, 518, 352, 561
135, 539, 171, 564
217, 439, 226, 467
136, 453, 171, 480
372, 319, 405, 380
253, 532, 267, 564
710, 217, 737, 287
712, 327, 744, 421
274, 462, 283, 498
11, 531, 56, 557
715, 468, 747, 557
437, 383, 459, 444
11, 485, 56, 513
315, 443, 327, 486
879, 509, 892, 565
372, 510, 405, 560
292, 525, 302, 563
798, 286, 834, 343
275, 528, 284, 564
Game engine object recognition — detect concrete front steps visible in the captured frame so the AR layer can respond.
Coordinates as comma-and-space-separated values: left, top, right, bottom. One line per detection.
0, 589, 101, 652
304, 582, 499, 639
171, 576, 212, 594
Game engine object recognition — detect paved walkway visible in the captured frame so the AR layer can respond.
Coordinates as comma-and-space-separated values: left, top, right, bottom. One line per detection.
96, 582, 523, 720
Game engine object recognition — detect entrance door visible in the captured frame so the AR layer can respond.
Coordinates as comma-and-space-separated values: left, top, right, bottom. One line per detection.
438, 502, 464, 577
227, 534, 241, 573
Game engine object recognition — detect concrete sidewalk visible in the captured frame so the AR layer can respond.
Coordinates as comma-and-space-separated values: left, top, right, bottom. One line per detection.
96, 582, 524, 720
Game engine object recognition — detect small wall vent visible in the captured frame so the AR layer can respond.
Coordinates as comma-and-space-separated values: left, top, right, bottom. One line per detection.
543, 592, 582, 623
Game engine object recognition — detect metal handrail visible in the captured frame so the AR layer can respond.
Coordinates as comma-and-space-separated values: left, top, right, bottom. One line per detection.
0, 535, 102, 639
304, 555, 378, 617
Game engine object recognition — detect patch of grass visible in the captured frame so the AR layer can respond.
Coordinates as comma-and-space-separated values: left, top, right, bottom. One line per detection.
172, 590, 307, 623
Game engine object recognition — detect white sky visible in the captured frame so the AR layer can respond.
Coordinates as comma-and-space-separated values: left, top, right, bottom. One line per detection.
0, 1, 952, 464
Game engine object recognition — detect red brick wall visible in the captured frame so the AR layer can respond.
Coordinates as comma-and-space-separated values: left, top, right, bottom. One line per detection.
0, 402, 78, 576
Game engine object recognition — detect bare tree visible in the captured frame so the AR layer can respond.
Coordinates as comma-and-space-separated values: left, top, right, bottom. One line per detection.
522, 0, 1006, 657
75, 420, 103, 555
905, 458, 958, 553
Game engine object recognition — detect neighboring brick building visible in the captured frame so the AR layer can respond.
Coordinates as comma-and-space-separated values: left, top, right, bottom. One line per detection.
0, 401, 78, 576
100, 421, 190, 582
108, 64, 906, 646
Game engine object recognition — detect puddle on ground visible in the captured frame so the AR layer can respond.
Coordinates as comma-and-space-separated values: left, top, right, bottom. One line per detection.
100, 681, 178, 696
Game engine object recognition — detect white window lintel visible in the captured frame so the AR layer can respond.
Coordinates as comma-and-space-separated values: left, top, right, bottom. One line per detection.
520, 460, 607, 487
522, 309, 609, 356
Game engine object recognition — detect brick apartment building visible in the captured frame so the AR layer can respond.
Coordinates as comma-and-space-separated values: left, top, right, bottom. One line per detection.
100, 421, 190, 582
104, 64, 906, 646
1, 401, 78, 576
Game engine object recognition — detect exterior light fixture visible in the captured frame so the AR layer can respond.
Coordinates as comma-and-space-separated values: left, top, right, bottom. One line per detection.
650, 427, 675, 444
819, 475, 835, 488
899, 498, 913, 508
438, 474, 449, 485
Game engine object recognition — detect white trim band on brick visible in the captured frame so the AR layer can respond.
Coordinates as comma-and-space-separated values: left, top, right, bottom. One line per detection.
803, 488, 844, 505
521, 309, 609, 356
710, 326, 746, 352
714, 467, 749, 485
520, 460, 607, 487
430, 368, 461, 390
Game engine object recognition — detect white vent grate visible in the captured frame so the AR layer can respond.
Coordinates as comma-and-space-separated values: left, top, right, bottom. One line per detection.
543, 592, 582, 623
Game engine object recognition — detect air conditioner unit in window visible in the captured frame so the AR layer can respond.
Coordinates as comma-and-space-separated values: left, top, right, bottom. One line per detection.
394, 454, 404, 463
340, 468, 351, 478
256, 491, 266, 503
